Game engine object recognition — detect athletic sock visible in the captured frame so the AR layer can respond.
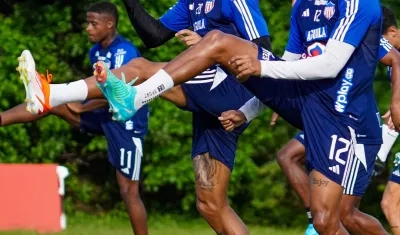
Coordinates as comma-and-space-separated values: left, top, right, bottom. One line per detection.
377, 124, 399, 162
133, 69, 174, 109
49, 80, 88, 107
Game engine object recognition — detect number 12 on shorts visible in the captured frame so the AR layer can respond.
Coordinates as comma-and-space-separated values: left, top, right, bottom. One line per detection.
329, 135, 351, 165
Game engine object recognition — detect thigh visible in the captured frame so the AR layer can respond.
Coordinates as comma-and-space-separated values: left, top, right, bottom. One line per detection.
193, 153, 231, 202
192, 111, 246, 171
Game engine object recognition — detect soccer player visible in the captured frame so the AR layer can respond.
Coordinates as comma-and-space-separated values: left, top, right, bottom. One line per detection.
91, 0, 400, 234
380, 7, 400, 235
224, 11, 400, 235
18, 0, 272, 234
246, 6, 400, 235
10, 2, 150, 234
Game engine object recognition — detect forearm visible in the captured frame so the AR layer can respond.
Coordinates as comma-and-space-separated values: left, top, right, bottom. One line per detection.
260, 40, 355, 80
238, 96, 267, 122
122, 0, 175, 48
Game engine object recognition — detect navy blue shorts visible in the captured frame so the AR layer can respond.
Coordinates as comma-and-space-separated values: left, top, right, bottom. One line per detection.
389, 155, 400, 184
80, 108, 144, 180
294, 131, 305, 146
241, 46, 379, 196
181, 69, 253, 170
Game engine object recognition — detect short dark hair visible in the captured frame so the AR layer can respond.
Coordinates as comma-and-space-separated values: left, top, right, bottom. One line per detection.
87, 1, 119, 27
382, 5, 398, 34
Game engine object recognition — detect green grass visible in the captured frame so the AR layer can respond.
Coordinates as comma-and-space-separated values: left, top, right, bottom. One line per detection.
0, 214, 304, 235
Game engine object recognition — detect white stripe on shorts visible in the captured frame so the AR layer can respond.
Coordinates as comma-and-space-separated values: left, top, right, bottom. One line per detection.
131, 137, 143, 181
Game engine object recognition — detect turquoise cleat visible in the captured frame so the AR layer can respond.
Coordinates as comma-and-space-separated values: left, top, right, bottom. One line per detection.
305, 224, 318, 235
94, 61, 138, 122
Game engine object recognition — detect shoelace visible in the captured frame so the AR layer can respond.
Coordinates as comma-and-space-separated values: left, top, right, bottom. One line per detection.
111, 73, 135, 101
38, 70, 53, 83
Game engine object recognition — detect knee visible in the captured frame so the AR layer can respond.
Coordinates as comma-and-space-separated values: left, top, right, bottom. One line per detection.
202, 30, 228, 53
127, 57, 147, 71
312, 210, 337, 233
339, 205, 356, 228
119, 181, 140, 200
196, 195, 227, 217
276, 148, 300, 167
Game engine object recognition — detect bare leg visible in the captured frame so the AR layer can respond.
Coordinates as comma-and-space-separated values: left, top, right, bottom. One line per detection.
1, 103, 79, 127
340, 195, 388, 235
381, 181, 400, 235
116, 171, 148, 235
193, 153, 248, 235
310, 170, 349, 235
276, 139, 310, 208
161, 31, 259, 85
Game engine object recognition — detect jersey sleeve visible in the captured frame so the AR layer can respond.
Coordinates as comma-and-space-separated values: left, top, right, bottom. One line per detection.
330, 0, 381, 47
113, 43, 141, 69
226, 0, 269, 40
285, 0, 303, 54
379, 37, 393, 60
159, 0, 190, 32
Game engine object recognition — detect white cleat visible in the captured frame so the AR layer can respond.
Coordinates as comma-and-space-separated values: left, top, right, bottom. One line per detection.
17, 50, 51, 114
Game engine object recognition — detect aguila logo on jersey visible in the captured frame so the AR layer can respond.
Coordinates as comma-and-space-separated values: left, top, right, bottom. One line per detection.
204, 0, 215, 14
323, 1, 335, 20
305, 26, 327, 42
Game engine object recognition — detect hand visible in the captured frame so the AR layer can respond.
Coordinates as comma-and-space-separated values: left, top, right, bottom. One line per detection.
270, 112, 280, 126
66, 102, 83, 114
218, 110, 247, 132
390, 103, 400, 131
176, 29, 202, 47
229, 55, 261, 81
382, 110, 394, 130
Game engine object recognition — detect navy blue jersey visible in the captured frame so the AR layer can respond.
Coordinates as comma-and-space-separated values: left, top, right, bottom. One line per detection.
160, 0, 269, 40
88, 35, 149, 136
286, 0, 382, 144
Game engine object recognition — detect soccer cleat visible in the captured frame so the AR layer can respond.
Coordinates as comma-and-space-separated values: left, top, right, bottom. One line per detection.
305, 224, 319, 235
94, 61, 138, 122
17, 50, 52, 114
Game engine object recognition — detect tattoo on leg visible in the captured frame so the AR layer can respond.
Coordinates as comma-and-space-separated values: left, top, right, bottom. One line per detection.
391, 225, 399, 228
193, 153, 219, 190
312, 178, 329, 186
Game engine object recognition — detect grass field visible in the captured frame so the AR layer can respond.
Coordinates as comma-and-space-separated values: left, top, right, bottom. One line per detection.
0, 214, 304, 235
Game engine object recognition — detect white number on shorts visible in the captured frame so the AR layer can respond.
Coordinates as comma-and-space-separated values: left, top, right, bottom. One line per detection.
329, 135, 350, 165
120, 148, 133, 167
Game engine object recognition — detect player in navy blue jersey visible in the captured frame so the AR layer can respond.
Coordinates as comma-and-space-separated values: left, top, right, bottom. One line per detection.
16, 0, 272, 234
8, 2, 149, 234
379, 7, 400, 235
91, 0, 400, 234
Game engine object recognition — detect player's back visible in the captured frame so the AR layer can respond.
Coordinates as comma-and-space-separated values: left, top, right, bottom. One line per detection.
89, 35, 149, 137
291, 0, 382, 143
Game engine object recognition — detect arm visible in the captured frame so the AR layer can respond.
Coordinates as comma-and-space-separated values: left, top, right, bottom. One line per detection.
122, 0, 188, 48
67, 100, 109, 114
259, 0, 379, 80
238, 96, 267, 122
380, 48, 400, 130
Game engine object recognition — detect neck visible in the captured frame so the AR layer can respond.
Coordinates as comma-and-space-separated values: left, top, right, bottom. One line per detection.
100, 31, 117, 48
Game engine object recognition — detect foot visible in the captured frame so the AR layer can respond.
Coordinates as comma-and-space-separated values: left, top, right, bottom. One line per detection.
16, 50, 52, 114
94, 61, 138, 122
305, 224, 318, 235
